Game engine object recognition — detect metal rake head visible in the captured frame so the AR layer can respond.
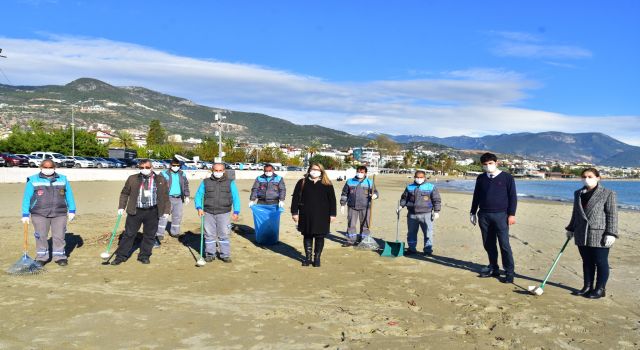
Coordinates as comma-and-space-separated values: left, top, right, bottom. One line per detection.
6, 254, 46, 275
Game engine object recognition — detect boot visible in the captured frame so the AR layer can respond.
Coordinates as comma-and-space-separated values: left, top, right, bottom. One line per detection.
587, 286, 606, 299
302, 237, 313, 267
313, 236, 324, 267
573, 280, 593, 296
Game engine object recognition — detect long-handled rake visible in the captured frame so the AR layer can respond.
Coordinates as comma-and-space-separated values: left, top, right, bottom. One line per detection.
100, 213, 123, 261
528, 236, 572, 296
7, 222, 46, 275
196, 215, 206, 267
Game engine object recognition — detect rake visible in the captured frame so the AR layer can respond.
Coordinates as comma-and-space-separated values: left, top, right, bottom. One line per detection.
7, 222, 46, 275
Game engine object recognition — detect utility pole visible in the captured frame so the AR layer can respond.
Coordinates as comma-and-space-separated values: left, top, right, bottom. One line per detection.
71, 105, 75, 156
214, 112, 226, 163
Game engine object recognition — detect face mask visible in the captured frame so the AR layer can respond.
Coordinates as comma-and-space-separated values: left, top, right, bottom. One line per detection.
140, 169, 151, 176
309, 170, 321, 178
415, 178, 425, 185
41, 168, 55, 176
213, 172, 224, 179
264, 171, 274, 177
171, 166, 180, 172
356, 173, 365, 179
582, 177, 598, 188
482, 164, 497, 173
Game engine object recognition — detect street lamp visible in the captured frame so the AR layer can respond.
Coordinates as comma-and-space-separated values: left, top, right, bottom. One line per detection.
60, 99, 91, 157
214, 112, 226, 163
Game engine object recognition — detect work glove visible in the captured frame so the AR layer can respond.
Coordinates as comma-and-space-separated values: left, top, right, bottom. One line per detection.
162, 213, 170, 220
248, 200, 256, 208
68, 213, 75, 222
431, 212, 440, 221
396, 206, 402, 215
372, 193, 378, 200
470, 214, 477, 226
566, 230, 574, 240
21, 216, 30, 224
278, 201, 285, 208
340, 206, 345, 215
117, 209, 125, 216
184, 197, 190, 205
604, 235, 616, 248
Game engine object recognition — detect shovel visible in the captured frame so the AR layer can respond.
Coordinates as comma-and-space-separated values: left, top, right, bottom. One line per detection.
381, 201, 404, 257
7, 222, 46, 275
528, 236, 572, 296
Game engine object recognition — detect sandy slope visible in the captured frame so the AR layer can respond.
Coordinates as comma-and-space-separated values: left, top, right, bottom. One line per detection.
0, 175, 638, 349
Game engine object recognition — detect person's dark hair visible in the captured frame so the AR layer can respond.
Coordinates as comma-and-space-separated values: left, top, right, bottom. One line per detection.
356, 165, 368, 173
138, 158, 151, 166
414, 170, 426, 177
581, 167, 600, 178
170, 158, 180, 165
41, 159, 55, 168
264, 163, 274, 171
480, 152, 498, 164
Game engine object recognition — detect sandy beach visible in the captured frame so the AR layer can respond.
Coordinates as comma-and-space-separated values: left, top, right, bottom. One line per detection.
0, 174, 638, 349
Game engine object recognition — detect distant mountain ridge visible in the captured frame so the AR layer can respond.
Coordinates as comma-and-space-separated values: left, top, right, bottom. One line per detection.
363, 132, 640, 166
0, 78, 369, 147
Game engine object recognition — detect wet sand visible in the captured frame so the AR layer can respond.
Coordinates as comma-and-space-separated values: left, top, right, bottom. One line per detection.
0, 175, 638, 349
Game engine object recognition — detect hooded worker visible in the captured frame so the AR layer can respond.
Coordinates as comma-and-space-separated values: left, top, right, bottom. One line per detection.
21, 159, 76, 266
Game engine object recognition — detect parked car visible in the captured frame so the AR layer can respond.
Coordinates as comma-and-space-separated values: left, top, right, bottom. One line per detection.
150, 159, 165, 169
69, 156, 95, 168
104, 157, 126, 168
118, 158, 139, 168
286, 166, 304, 171
0, 157, 5, 167
30, 152, 74, 168
15, 154, 42, 168
83, 157, 109, 168
2, 153, 30, 167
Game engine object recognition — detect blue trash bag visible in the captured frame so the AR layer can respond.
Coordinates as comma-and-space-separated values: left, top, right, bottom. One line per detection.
251, 204, 284, 245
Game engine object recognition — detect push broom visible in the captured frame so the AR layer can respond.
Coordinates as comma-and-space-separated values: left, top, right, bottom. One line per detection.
101, 212, 123, 261
528, 236, 572, 296
7, 222, 46, 275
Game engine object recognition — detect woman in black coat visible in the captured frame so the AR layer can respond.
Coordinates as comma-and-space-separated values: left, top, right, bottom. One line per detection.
565, 168, 618, 299
291, 163, 337, 267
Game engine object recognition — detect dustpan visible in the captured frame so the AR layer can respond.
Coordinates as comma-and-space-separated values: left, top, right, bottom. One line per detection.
381, 201, 404, 257
7, 222, 46, 275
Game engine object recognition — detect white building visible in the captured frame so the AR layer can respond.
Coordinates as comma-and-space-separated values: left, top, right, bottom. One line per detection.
95, 130, 115, 144
168, 134, 183, 143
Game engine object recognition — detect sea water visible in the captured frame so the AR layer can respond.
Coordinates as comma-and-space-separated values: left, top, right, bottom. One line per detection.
436, 179, 640, 211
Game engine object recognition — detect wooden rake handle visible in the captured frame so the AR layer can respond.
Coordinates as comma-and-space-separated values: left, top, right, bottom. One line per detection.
23, 222, 29, 252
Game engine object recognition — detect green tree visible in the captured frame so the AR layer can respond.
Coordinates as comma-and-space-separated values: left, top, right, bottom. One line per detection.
308, 155, 344, 170
146, 119, 166, 146
111, 130, 135, 149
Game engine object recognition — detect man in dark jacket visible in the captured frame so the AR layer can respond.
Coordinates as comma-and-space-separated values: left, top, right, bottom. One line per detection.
111, 159, 171, 265
470, 152, 517, 283
156, 159, 190, 241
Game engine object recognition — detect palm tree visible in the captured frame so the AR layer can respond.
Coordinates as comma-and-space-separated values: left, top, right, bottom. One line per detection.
111, 130, 135, 149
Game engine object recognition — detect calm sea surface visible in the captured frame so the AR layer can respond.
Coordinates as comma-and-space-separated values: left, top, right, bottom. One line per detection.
435, 179, 640, 211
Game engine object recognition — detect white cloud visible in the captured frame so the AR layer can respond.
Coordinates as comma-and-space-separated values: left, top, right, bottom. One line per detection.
0, 35, 638, 145
490, 30, 593, 60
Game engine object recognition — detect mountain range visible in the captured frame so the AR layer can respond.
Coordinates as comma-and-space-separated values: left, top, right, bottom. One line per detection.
1, 78, 638, 166
362, 132, 640, 166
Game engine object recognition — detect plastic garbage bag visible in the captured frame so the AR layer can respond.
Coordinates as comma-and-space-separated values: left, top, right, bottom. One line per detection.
355, 234, 380, 250
251, 204, 284, 245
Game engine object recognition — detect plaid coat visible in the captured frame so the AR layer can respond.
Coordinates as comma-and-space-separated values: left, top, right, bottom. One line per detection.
566, 185, 618, 247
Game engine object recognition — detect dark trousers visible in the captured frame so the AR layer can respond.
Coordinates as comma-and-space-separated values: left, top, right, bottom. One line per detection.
478, 211, 515, 275
578, 246, 610, 288
115, 206, 159, 260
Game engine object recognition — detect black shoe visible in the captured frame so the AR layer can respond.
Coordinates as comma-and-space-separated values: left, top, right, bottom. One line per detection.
423, 250, 433, 256
220, 257, 232, 263
137, 257, 150, 264
110, 257, 125, 265
405, 249, 418, 256
573, 282, 593, 296
169, 232, 182, 238
204, 255, 215, 263
312, 254, 321, 267
479, 269, 500, 278
153, 238, 161, 248
55, 259, 68, 266
500, 275, 514, 284
587, 288, 606, 299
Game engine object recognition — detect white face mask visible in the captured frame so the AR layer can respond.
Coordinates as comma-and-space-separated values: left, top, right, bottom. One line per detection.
140, 169, 152, 176
415, 178, 425, 185
309, 170, 321, 178
582, 177, 598, 188
482, 164, 497, 173
213, 172, 224, 179
356, 173, 365, 179
41, 168, 55, 176
264, 171, 274, 177
171, 166, 180, 172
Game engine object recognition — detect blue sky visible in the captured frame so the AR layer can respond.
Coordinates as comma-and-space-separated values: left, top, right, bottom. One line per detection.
1, 0, 639, 144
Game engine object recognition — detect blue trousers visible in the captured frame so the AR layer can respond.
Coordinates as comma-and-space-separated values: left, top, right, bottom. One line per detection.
578, 246, 610, 288
478, 211, 514, 276
407, 213, 434, 253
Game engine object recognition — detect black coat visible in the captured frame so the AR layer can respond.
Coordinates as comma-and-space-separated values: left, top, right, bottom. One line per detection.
291, 178, 337, 237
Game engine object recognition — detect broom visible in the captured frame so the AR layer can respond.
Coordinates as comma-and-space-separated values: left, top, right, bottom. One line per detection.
7, 222, 46, 275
